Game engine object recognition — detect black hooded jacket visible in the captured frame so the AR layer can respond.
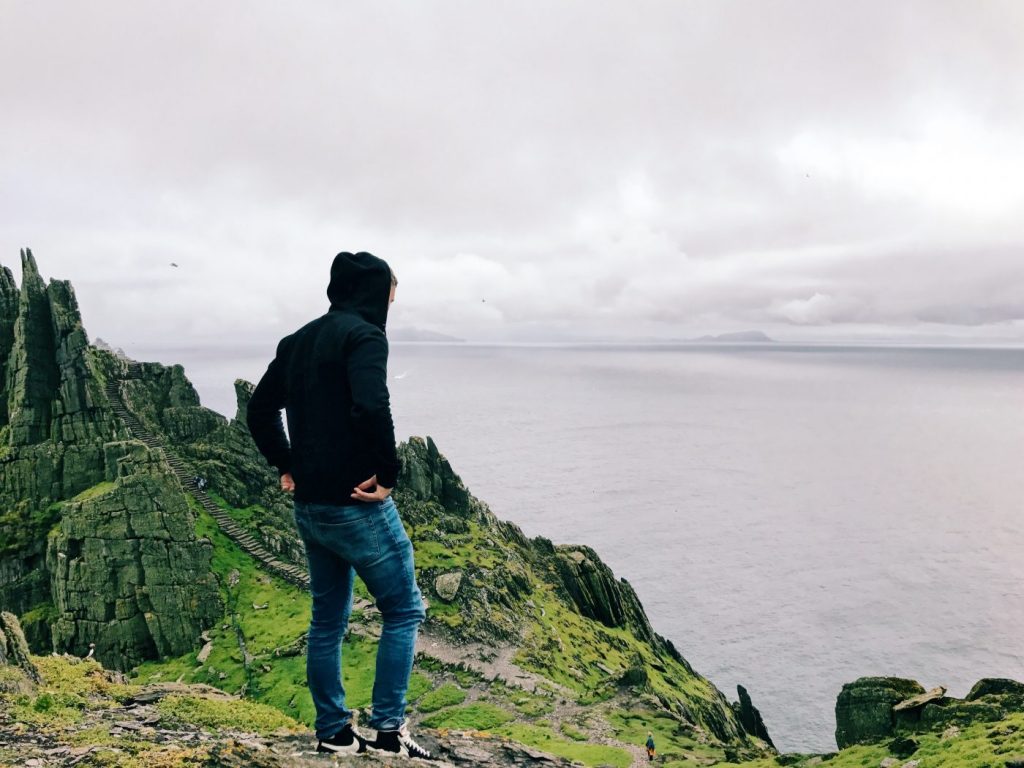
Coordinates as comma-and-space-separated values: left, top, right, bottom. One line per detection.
246, 251, 401, 505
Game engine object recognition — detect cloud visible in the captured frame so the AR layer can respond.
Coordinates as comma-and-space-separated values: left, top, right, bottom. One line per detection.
1, 0, 1022, 344
768, 293, 867, 325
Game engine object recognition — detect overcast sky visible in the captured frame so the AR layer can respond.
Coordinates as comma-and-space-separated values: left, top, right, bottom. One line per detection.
2, 0, 1023, 351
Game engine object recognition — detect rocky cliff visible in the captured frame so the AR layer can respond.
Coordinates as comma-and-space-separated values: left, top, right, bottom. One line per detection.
0, 250, 222, 666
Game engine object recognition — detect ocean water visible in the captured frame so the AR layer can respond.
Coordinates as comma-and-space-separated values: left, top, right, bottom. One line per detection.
149, 341, 1024, 753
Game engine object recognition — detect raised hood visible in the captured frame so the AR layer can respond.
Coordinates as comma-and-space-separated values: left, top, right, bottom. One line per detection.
326, 251, 392, 332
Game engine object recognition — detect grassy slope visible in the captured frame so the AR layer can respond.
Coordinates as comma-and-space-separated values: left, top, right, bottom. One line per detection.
131, 495, 651, 765
130, 482, 1020, 767
732, 712, 1024, 768
1, 655, 302, 768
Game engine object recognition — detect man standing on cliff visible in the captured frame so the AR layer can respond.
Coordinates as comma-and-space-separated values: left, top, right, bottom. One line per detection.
246, 251, 432, 759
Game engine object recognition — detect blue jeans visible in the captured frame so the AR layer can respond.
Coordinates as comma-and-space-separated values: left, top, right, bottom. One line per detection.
293, 495, 427, 738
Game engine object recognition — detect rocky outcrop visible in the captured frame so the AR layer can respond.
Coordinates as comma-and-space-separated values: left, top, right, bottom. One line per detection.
5, 249, 59, 445
0, 611, 40, 683
835, 677, 925, 747
835, 674, 1024, 749
552, 545, 655, 643
733, 684, 775, 750
46, 442, 221, 670
0, 264, 18, 428
400, 435, 472, 515
0, 251, 123, 635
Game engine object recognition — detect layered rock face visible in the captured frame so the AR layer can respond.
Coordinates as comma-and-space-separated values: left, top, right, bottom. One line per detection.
835, 674, 1024, 748
552, 544, 655, 643
46, 443, 221, 670
0, 250, 221, 667
835, 677, 926, 747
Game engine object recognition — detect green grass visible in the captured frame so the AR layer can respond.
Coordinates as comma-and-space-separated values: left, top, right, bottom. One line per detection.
495, 722, 633, 768
0, 500, 63, 557
410, 520, 503, 570
419, 702, 516, 731
1, 656, 139, 730
417, 683, 466, 713
70, 480, 116, 502
559, 721, 588, 741
135, 498, 431, 732
157, 693, 301, 733
609, 707, 724, 766
735, 711, 1024, 768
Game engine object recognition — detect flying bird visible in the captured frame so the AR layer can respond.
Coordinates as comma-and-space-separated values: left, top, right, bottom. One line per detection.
170, 262, 179, 267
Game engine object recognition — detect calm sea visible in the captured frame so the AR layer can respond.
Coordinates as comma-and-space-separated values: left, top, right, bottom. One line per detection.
143, 341, 1024, 753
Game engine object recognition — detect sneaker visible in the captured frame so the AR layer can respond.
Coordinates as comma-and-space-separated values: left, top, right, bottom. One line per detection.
367, 722, 435, 760
316, 721, 366, 754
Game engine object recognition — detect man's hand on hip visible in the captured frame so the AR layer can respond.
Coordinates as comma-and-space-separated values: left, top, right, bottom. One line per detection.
351, 474, 392, 502
280, 472, 295, 493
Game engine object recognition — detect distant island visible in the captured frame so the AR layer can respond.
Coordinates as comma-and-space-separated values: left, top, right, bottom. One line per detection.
388, 326, 465, 342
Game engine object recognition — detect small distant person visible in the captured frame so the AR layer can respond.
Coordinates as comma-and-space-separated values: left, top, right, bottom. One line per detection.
646, 732, 656, 761
193, 475, 207, 491
247, 252, 431, 759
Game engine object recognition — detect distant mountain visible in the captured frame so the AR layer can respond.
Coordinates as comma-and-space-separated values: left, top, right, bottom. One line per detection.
388, 326, 465, 342
692, 330, 774, 343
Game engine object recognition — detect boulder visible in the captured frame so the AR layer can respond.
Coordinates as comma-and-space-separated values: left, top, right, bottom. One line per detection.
966, 678, 1024, 702
434, 570, 464, 602
835, 677, 925, 748
894, 686, 946, 712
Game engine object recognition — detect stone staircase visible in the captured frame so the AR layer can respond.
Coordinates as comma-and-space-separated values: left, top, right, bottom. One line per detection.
104, 376, 310, 590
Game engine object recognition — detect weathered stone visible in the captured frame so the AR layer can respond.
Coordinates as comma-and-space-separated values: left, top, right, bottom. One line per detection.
0, 611, 41, 682
552, 544, 654, 642
732, 683, 776, 749
835, 677, 926, 748
894, 685, 946, 711
196, 639, 214, 663
46, 444, 222, 670
0, 263, 18, 427
6, 248, 58, 445
399, 435, 472, 514
434, 570, 464, 601
966, 678, 1024, 701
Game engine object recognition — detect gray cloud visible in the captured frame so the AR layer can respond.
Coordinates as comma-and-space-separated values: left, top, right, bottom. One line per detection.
1, 0, 1023, 346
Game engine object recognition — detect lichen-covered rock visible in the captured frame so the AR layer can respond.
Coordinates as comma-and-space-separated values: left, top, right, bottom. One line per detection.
0, 611, 41, 683
46, 443, 222, 670
835, 677, 926, 747
434, 570, 463, 601
1, 252, 123, 629
966, 677, 1024, 704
